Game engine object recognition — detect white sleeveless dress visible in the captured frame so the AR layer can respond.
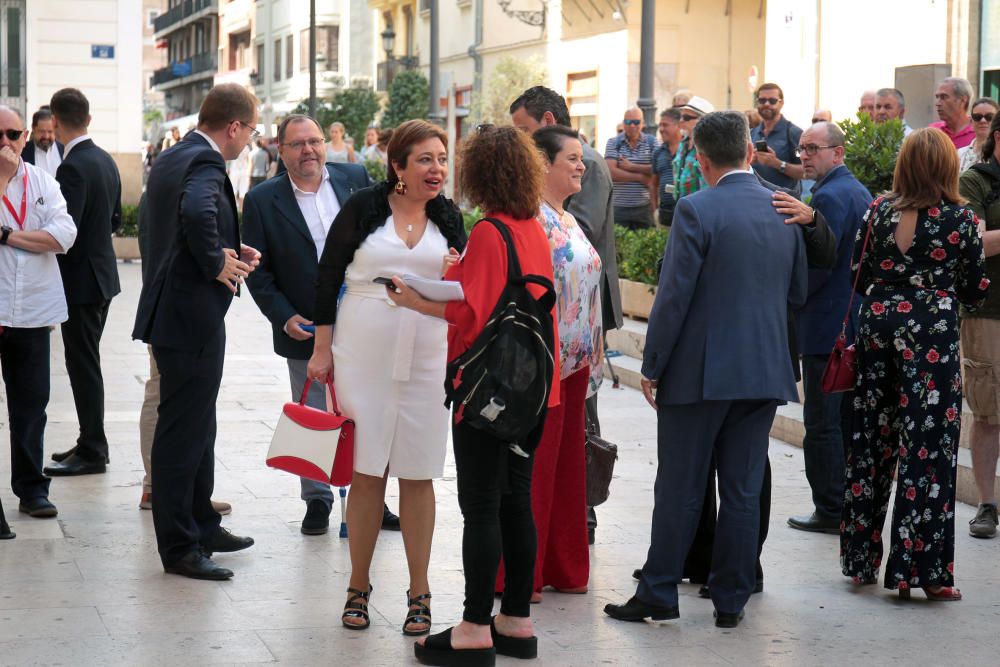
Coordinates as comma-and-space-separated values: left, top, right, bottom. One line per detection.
332, 217, 450, 479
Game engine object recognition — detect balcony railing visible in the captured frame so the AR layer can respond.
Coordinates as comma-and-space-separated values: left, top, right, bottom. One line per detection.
377, 56, 419, 91
154, 0, 217, 35
152, 52, 218, 87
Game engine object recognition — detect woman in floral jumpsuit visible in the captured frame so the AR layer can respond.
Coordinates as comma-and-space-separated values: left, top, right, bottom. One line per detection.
841, 128, 990, 600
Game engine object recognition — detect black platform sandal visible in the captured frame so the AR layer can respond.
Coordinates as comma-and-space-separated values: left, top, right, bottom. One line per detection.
403, 590, 433, 636
490, 616, 537, 659
413, 627, 496, 667
342, 585, 372, 630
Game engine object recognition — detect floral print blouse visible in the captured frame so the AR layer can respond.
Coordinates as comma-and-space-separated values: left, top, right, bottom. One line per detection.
672, 137, 708, 200
538, 202, 604, 396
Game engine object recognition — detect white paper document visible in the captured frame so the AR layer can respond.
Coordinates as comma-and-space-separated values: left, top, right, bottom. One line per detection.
401, 275, 465, 302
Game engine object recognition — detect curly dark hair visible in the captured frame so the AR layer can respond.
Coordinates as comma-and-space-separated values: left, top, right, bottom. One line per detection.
459, 125, 544, 220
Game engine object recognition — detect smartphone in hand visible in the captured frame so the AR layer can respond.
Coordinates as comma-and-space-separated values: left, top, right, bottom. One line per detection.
373, 276, 400, 293
754, 140, 769, 153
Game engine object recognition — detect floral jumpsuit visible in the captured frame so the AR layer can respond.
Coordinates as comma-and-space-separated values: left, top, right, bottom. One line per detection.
841, 198, 989, 590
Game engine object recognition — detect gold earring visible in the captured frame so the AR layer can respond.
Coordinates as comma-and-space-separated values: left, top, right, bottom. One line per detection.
395, 179, 407, 195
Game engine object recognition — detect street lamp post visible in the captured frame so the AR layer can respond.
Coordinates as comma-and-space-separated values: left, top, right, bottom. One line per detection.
381, 25, 396, 87
428, 0, 443, 124
637, 0, 656, 135
308, 0, 317, 118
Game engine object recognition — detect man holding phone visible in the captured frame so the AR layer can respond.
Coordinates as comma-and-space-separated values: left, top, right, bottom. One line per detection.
750, 83, 804, 193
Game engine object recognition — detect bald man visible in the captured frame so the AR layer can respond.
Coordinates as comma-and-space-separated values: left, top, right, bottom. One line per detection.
605, 107, 658, 230
811, 110, 832, 124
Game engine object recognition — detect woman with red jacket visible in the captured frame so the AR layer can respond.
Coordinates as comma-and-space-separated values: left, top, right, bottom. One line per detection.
388, 125, 558, 666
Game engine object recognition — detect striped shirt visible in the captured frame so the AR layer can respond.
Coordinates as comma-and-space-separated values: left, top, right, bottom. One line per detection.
652, 143, 675, 209
605, 132, 657, 207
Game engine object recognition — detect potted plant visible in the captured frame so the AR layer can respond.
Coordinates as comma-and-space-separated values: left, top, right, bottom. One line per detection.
616, 225, 668, 319
113, 203, 140, 261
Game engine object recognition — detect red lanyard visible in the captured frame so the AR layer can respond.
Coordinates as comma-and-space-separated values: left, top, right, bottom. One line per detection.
3, 167, 27, 230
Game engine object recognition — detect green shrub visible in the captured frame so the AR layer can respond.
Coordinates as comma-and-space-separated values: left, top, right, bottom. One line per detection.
615, 225, 668, 285
462, 206, 483, 234
292, 86, 380, 145
117, 203, 139, 237
840, 113, 904, 195
382, 70, 430, 128
364, 157, 387, 184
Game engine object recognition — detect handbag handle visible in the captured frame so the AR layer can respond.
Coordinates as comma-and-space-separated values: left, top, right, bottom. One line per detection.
299, 377, 342, 416
837, 214, 875, 341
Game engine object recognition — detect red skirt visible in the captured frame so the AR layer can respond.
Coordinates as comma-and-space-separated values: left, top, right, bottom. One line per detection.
496, 366, 590, 593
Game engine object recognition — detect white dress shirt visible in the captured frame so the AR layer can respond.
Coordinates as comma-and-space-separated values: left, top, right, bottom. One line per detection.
0, 161, 78, 327
61, 134, 91, 160
32, 142, 62, 177
194, 130, 222, 155
289, 168, 341, 260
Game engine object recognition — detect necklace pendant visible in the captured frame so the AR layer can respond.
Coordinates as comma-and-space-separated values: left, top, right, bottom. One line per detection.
406, 224, 413, 233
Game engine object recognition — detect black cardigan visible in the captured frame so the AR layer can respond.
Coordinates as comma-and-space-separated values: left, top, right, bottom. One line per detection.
314, 181, 467, 325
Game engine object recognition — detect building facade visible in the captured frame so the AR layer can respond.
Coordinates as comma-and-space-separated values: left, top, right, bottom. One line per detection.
215, 0, 255, 91
152, 0, 219, 120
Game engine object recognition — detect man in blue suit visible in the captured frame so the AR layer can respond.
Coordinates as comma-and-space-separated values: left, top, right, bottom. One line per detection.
242, 114, 372, 535
605, 111, 807, 628
787, 122, 872, 535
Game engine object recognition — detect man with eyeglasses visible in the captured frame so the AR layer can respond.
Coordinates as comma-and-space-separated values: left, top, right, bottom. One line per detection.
931, 77, 976, 149
874, 88, 913, 136
605, 108, 658, 230
786, 122, 872, 536
749, 83, 804, 193
672, 96, 714, 200
0, 105, 78, 520
133, 83, 262, 581
242, 114, 371, 536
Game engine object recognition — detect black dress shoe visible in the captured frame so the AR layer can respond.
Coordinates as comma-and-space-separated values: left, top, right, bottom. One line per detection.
43, 453, 106, 476
698, 581, 763, 599
164, 551, 233, 580
787, 512, 841, 534
382, 503, 401, 531
301, 499, 331, 535
714, 609, 745, 628
632, 568, 642, 581
51, 446, 109, 464
203, 527, 254, 556
18, 497, 58, 518
604, 595, 679, 622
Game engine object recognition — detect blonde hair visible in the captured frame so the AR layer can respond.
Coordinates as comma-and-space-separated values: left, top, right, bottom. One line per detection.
890, 128, 965, 210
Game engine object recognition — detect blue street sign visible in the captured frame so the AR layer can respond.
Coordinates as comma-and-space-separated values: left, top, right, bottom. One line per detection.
91, 45, 115, 59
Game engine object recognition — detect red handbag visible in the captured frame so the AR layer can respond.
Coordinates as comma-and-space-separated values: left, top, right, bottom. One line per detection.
266, 378, 355, 486
821, 218, 874, 393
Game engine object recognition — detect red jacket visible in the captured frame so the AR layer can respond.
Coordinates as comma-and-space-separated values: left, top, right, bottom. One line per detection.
444, 211, 561, 407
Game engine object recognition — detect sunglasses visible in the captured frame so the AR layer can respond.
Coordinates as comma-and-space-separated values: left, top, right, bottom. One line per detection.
0, 129, 24, 141
623, 119, 642, 127
475, 123, 494, 134
680, 114, 700, 122
972, 112, 995, 123
757, 97, 781, 106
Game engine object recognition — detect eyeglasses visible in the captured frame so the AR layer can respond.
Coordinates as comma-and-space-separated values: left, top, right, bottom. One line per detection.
282, 138, 325, 151
795, 144, 839, 157
0, 129, 24, 141
623, 119, 642, 127
757, 97, 781, 106
680, 114, 700, 122
235, 120, 261, 141
972, 112, 995, 123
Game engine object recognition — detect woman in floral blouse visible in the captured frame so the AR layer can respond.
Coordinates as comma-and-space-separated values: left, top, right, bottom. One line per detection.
495, 125, 603, 601
841, 128, 990, 601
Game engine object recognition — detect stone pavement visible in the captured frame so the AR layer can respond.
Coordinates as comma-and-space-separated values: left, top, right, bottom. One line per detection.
0, 262, 998, 666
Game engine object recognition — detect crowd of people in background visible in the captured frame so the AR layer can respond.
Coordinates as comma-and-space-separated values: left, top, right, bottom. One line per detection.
4, 69, 1000, 667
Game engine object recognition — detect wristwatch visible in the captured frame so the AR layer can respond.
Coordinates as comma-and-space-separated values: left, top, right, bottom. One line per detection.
0, 226, 11, 245
779, 161, 788, 174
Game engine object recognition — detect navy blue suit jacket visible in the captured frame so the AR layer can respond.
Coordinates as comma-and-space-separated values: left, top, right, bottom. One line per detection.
242, 163, 372, 360
796, 165, 872, 356
642, 171, 808, 406
132, 132, 240, 351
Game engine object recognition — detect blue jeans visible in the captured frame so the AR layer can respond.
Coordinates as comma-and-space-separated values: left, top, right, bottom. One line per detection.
287, 359, 335, 509
800, 354, 846, 519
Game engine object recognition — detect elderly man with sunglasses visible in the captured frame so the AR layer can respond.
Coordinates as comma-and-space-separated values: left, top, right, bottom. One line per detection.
750, 83, 804, 194
605, 108, 658, 230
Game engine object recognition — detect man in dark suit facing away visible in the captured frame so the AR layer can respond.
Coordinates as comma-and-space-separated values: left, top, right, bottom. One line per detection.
43, 88, 121, 477
605, 111, 807, 628
133, 84, 262, 580
242, 114, 371, 535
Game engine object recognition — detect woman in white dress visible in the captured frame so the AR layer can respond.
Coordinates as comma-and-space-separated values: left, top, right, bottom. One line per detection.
308, 120, 467, 636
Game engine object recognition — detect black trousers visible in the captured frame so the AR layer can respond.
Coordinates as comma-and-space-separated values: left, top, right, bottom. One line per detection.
1, 327, 52, 500
453, 415, 545, 625
151, 329, 225, 566
61, 300, 111, 461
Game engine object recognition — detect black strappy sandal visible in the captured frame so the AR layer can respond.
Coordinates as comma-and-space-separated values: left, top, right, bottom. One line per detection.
342, 585, 372, 630
403, 590, 433, 636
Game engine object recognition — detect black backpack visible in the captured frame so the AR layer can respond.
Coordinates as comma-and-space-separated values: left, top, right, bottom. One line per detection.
444, 217, 557, 443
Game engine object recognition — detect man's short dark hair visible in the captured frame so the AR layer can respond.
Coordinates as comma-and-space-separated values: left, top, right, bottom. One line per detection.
509, 86, 571, 127
198, 83, 259, 131
49, 88, 89, 130
31, 107, 52, 128
276, 114, 323, 143
693, 111, 750, 168
876, 87, 905, 109
661, 107, 682, 122
755, 83, 784, 101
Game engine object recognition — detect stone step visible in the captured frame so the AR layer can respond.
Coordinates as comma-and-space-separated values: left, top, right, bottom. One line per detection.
606, 317, 1000, 507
